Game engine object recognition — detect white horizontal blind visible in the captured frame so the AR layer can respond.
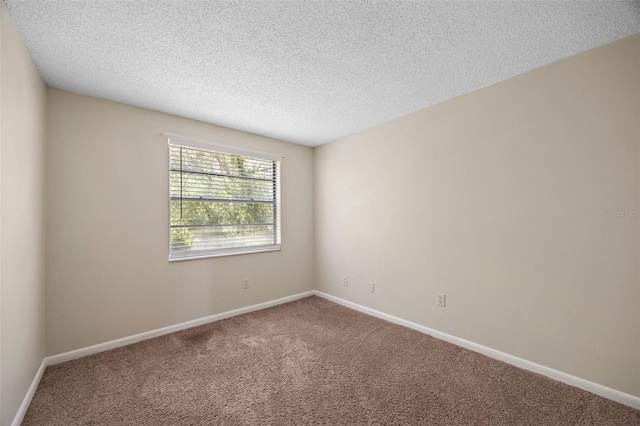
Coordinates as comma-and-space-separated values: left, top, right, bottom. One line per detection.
165, 132, 283, 162
169, 143, 281, 260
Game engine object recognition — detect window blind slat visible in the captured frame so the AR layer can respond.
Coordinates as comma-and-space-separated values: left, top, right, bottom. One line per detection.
168, 143, 281, 260
165, 132, 284, 162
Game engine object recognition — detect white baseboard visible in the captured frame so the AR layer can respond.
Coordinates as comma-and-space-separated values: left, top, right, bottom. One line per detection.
47, 291, 314, 365
13, 290, 314, 425
313, 290, 640, 411
12, 288, 639, 425
11, 359, 47, 426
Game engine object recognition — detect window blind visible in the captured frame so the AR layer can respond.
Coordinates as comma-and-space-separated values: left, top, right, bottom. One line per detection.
168, 138, 281, 260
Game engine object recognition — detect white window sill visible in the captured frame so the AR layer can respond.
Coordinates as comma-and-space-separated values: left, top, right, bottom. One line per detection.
168, 245, 281, 262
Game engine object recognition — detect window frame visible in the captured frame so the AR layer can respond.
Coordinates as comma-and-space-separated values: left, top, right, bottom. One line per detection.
165, 133, 283, 262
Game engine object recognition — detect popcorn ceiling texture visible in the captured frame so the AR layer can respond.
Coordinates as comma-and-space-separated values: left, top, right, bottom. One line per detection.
4, 0, 640, 146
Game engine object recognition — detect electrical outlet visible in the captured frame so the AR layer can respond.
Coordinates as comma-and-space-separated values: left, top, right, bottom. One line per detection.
243, 278, 250, 289
369, 282, 375, 293
437, 293, 446, 307
343, 276, 348, 286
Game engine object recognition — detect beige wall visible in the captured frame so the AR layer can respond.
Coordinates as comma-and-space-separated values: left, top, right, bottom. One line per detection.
45, 89, 315, 355
0, 2, 48, 424
2, 5, 638, 414
315, 34, 640, 396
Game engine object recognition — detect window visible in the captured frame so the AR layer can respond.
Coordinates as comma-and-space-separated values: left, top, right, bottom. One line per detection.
167, 134, 281, 261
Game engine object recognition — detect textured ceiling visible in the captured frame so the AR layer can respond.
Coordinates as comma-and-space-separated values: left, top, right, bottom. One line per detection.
4, 1, 640, 146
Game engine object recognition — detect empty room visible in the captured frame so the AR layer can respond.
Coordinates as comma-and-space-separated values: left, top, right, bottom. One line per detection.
1, 0, 639, 424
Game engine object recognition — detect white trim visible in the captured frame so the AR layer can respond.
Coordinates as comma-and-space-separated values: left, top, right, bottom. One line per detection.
47, 291, 313, 366
11, 359, 47, 426
312, 290, 640, 411
162, 132, 284, 161
169, 245, 281, 262
13, 291, 313, 422
13, 289, 639, 423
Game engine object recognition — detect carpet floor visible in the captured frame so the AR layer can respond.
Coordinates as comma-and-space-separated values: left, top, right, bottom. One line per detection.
24, 296, 639, 425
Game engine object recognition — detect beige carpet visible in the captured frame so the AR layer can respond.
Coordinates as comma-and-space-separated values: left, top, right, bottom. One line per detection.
24, 296, 639, 425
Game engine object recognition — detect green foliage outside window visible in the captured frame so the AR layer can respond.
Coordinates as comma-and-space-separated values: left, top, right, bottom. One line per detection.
169, 145, 277, 254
